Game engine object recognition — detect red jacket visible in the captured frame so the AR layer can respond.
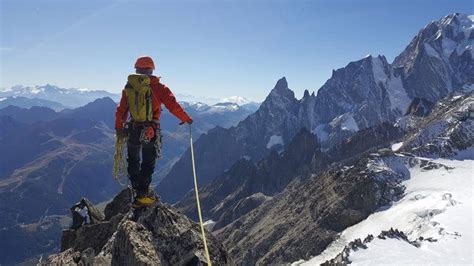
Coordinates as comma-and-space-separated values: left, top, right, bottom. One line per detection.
115, 75, 191, 129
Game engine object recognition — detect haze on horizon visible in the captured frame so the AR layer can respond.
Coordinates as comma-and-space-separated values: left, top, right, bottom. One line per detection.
1, 0, 472, 102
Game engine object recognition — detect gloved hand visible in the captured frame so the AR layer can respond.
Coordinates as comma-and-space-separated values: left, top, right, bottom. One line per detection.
180, 118, 193, 125
116, 128, 127, 138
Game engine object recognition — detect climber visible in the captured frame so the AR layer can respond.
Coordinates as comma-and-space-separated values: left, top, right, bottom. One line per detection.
70, 199, 90, 229
115, 56, 193, 206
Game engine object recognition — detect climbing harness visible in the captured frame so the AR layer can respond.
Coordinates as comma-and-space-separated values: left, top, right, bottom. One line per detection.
112, 131, 129, 187
189, 124, 212, 265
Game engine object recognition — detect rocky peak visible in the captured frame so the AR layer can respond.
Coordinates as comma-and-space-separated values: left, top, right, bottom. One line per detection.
262, 77, 296, 108
303, 89, 310, 98
391, 13, 473, 102
44, 189, 229, 265
394, 13, 473, 67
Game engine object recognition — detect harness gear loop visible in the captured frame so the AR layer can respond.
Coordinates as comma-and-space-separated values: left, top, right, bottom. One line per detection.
189, 124, 212, 266
140, 126, 155, 144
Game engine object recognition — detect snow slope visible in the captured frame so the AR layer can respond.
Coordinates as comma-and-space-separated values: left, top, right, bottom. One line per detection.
293, 154, 473, 265
267, 135, 284, 149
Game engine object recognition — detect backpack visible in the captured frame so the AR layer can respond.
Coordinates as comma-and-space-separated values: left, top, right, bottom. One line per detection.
124, 74, 153, 122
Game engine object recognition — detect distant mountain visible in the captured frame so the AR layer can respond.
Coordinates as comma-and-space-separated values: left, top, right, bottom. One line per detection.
0, 96, 66, 111
0, 84, 120, 108
175, 93, 260, 106
0, 105, 60, 124
220, 96, 256, 105
158, 13, 473, 203
0, 95, 255, 264
393, 13, 473, 100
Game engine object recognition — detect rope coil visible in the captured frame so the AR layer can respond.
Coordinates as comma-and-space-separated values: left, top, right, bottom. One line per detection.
112, 134, 129, 187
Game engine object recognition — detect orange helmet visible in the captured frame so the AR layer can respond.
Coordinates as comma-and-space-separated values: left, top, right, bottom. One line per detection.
134, 56, 155, 70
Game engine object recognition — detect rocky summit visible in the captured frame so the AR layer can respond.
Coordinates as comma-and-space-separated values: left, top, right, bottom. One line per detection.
43, 189, 229, 265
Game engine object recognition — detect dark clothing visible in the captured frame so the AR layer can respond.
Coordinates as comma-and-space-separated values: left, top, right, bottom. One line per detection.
127, 124, 160, 194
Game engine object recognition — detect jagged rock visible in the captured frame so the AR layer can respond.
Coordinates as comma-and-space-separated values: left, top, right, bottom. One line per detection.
61, 213, 124, 253
378, 228, 420, 247
400, 93, 474, 158
363, 234, 374, 244
405, 98, 435, 117
133, 202, 228, 265
322, 228, 435, 265
104, 188, 133, 220
45, 189, 229, 265
111, 220, 161, 265
45, 247, 95, 265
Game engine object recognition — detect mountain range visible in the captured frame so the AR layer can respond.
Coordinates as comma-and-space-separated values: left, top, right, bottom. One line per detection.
0, 12, 472, 265
158, 13, 473, 203
0, 96, 255, 264
0, 84, 120, 108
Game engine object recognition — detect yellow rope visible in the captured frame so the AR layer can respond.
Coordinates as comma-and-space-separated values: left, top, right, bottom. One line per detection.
112, 133, 129, 187
189, 125, 212, 265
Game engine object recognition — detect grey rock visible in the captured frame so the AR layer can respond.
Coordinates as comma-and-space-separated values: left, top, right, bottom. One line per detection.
111, 220, 161, 265
104, 188, 133, 220
46, 189, 229, 265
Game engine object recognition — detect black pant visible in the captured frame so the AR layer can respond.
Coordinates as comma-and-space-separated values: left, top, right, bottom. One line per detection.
127, 126, 157, 194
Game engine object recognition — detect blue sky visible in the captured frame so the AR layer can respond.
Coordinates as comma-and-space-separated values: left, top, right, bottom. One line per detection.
1, 0, 472, 101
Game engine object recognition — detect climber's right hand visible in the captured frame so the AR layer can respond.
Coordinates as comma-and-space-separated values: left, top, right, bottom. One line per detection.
179, 118, 193, 125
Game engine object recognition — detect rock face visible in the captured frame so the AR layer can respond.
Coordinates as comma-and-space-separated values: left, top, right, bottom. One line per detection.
215, 151, 407, 265
399, 92, 474, 157
212, 91, 473, 265
110, 220, 161, 265
176, 128, 328, 230
393, 13, 473, 101
44, 189, 229, 265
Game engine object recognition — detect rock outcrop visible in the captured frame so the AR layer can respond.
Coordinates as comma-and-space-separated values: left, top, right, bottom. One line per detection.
44, 189, 229, 265
322, 228, 439, 265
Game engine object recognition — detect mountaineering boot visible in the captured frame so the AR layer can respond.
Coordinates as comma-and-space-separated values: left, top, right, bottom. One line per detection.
132, 189, 159, 208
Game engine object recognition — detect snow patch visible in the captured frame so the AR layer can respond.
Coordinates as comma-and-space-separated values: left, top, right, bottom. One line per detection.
341, 115, 358, 131
330, 113, 359, 132
371, 56, 410, 113
203, 220, 216, 231
442, 38, 457, 57
294, 157, 473, 265
423, 43, 441, 59
386, 74, 410, 113
210, 103, 239, 112
312, 124, 329, 143
267, 135, 283, 149
30, 87, 44, 94
391, 142, 403, 152
371, 56, 388, 84
220, 96, 252, 105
